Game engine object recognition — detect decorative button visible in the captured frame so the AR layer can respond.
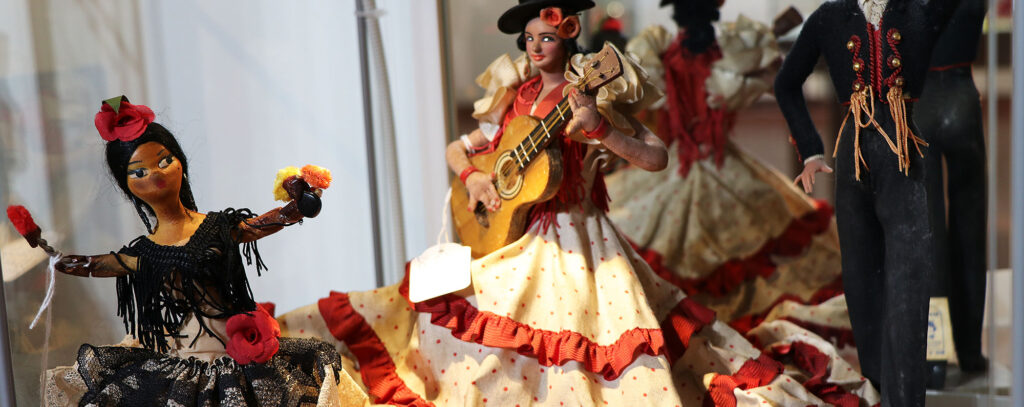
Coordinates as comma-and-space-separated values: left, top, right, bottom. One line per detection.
853, 82, 863, 91
890, 31, 902, 42
890, 57, 902, 68
847, 40, 855, 50
853, 62, 862, 72
895, 77, 905, 87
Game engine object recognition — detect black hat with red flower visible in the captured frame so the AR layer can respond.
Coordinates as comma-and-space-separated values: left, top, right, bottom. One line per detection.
497, 0, 595, 34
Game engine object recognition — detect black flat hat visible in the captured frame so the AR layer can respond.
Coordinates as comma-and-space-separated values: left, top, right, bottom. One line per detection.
497, 0, 596, 34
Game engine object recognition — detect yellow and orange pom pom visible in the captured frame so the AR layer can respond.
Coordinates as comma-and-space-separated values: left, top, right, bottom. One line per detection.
300, 164, 332, 190
273, 166, 301, 202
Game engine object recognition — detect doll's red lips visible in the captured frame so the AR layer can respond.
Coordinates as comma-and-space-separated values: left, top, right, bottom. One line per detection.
530, 54, 545, 61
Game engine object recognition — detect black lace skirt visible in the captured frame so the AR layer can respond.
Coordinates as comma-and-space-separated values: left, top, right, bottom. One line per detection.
75, 337, 341, 407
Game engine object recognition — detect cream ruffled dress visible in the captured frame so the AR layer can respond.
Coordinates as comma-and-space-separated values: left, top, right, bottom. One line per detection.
277, 46, 849, 406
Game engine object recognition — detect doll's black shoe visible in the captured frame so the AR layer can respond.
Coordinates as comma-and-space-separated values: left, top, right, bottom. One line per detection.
926, 361, 947, 390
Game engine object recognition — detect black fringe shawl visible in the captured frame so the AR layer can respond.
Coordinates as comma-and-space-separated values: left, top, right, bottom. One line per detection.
114, 209, 267, 353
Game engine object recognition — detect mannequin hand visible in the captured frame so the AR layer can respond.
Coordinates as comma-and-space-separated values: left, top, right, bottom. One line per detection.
794, 157, 833, 194
565, 88, 601, 135
466, 171, 501, 212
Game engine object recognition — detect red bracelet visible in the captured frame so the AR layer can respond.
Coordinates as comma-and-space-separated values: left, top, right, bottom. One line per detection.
459, 166, 479, 184
581, 118, 609, 140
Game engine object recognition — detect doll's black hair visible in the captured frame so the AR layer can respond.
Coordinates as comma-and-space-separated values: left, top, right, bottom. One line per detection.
105, 122, 197, 233
668, 0, 720, 54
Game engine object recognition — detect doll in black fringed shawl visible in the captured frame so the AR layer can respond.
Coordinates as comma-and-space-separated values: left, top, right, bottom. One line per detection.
43, 96, 343, 407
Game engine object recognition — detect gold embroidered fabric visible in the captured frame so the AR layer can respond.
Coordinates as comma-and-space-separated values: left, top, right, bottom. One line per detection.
706, 15, 781, 111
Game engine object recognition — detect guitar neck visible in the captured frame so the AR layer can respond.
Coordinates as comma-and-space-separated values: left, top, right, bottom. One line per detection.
510, 98, 572, 170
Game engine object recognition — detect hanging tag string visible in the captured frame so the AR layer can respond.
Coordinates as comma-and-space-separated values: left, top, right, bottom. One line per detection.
436, 188, 453, 248
30, 253, 61, 329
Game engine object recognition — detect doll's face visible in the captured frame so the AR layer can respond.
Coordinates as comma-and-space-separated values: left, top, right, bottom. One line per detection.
125, 141, 183, 207
524, 17, 566, 73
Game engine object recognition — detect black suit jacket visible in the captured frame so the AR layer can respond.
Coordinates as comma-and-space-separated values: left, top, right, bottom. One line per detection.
775, 0, 962, 160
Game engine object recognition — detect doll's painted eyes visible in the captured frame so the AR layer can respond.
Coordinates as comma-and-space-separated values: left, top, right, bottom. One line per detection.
525, 34, 556, 43
128, 168, 148, 179
158, 155, 175, 169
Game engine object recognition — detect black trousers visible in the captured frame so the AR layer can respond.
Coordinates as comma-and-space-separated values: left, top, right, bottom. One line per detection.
834, 107, 935, 407
915, 66, 988, 369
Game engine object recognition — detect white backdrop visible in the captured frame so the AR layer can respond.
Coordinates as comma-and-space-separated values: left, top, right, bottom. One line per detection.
138, 0, 448, 313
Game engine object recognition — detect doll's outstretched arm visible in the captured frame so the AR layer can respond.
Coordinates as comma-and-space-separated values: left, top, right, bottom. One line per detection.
56, 253, 137, 277
234, 201, 306, 243
564, 90, 667, 171
596, 117, 668, 172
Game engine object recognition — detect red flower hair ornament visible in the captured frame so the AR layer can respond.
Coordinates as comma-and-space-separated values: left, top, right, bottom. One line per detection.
539, 7, 564, 26
94, 95, 155, 142
538, 7, 581, 40
225, 303, 281, 365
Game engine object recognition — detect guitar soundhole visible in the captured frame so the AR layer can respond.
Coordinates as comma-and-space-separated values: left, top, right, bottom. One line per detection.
474, 203, 490, 227
494, 151, 524, 199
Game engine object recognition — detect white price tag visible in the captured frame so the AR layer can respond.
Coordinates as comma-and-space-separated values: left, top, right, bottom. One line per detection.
408, 242, 472, 303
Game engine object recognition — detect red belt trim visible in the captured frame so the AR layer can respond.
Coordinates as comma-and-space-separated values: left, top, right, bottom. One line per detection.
929, 62, 973, 72
631, 200, 834, 297
318, 290, 434, 406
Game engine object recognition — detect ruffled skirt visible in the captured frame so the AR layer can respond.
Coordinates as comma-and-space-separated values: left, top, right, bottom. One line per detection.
278, 208, 864, 406
605, 142, 879, 404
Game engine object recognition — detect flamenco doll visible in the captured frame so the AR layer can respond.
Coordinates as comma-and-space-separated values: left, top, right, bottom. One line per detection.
775, 0, 963, 404
20, 96, 348, 406
277, 1, 855, 406
604, 0, 880, 403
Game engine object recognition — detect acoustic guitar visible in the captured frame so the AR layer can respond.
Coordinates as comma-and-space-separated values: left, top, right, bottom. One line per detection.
452, 43, 625, 258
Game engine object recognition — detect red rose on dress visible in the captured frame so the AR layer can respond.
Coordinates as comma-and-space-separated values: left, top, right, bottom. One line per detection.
225, 303, 281, 365
539, 7, 563, 27
556, 15, 581, 40
94, 100, 155, 142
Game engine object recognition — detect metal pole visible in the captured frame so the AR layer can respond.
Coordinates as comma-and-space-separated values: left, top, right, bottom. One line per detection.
0, 255, 17, 406
984, 0, 998, 404
1010, 0, 1024, 403
356, 0, 386, 287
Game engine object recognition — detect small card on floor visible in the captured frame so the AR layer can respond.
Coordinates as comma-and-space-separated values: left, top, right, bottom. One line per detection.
408, 242, 472, 303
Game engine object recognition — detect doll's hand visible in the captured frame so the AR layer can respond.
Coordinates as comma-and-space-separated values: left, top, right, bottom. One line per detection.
794, 157, 833, 194
55, 255, 93, 277
565, 88, 602, 135
465, 171, 501, 212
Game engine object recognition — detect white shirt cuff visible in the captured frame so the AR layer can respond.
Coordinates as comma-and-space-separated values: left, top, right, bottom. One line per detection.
803, 154, 825, 165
